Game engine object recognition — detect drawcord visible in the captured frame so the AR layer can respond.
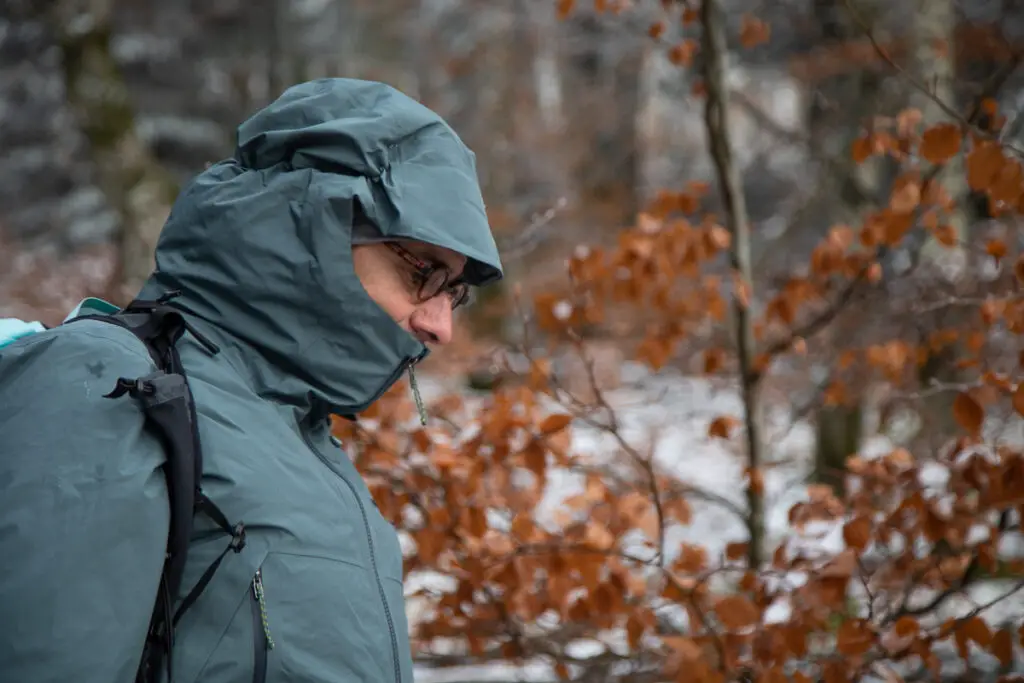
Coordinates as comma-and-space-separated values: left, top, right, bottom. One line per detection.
408, 366, 427, 426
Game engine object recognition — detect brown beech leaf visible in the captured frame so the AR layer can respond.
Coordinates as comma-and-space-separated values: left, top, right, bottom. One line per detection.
708, 415, 739, 439
919, 122, 962, 164
714, 594, 760, 630
837, 618, 874, 657
539, 413, 573, 435
843, 516, 872, 551
953, 392, 984, 436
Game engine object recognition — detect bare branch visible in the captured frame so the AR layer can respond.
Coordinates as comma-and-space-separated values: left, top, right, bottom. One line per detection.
756, 50, 1021, 375
841, 0, 1024, 157
700, 0, 765, 566
893, 510, 1013, 620
496, 197, 568, 261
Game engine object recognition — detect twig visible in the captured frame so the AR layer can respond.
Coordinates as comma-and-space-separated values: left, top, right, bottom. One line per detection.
757, 51, 1021, 374
894, 378, 984, 401
728, 88, 809, 147
700, 0, 765, 568
842, 0, 1024, 157
856, 554, 877, 621
958, 577, 1024, 621
496, 197, 568, 261
510, 316, 750, 527
912, 293, 1024, 314
969, 53, 1024, 123
760, 271, 868, 372
894, 509, 1012, 619
550, 333, 751, 524
574, 335, 670, 563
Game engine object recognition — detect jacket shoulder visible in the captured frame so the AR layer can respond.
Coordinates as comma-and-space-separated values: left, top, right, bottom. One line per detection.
0, 318, 161, 468
0, 317, 155, 379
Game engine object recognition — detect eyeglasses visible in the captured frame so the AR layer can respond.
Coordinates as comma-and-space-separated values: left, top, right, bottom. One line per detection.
384, 242, 471, 310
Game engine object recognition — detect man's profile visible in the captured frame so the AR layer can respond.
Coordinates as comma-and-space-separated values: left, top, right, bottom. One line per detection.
0, 77, 503, 683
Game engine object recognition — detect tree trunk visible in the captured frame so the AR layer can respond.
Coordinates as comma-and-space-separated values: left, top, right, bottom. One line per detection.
560, 10, 642, 234
912, 0, 966, 263
814, 402, 863, 496
701, 0, 764, 566
807, 0, 893, 491
50, 0, 176, 301
907, 0, 969, 456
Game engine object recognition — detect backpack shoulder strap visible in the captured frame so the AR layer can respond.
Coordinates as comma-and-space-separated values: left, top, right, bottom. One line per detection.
67, 293, 246, 683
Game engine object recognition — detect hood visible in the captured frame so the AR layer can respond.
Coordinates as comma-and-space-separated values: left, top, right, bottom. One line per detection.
136, 78, 504, 417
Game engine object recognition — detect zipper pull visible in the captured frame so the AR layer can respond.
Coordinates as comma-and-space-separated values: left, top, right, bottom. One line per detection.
408, 365, 427, 426
252, 569, 275, 650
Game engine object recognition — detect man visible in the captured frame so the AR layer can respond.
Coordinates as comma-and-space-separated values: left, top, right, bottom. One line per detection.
0, 78, 503, 683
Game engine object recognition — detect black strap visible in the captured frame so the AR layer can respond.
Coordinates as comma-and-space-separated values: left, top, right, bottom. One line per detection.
174, 515, 246, 626
65, 296, 244, 683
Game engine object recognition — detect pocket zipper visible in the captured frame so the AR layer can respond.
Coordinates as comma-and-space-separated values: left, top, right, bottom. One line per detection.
251, 568, 274, 683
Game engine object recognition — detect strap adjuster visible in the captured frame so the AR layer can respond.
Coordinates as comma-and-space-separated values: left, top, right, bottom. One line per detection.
229, 522, 247, 552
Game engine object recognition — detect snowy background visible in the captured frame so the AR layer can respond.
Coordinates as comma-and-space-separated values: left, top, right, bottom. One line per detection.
403, 364, 1024, 682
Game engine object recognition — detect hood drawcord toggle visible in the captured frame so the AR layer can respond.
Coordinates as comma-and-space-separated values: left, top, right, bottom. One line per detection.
408, 365, 427, 426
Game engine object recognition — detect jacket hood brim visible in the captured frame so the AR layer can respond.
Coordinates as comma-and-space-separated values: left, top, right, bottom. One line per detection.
137, 78, 504, 416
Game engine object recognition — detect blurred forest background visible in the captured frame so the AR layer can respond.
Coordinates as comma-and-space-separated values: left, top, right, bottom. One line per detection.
6, 0, 1024, 682
7, 0, 1019, 333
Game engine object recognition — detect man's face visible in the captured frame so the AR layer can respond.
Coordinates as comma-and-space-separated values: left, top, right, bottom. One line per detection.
351, 240, 469, 347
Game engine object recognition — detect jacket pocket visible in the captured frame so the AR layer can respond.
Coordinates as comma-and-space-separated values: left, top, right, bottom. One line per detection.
226, 551, 400, 683
181, 551, 401, 683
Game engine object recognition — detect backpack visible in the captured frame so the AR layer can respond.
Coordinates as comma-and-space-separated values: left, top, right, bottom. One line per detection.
1, 292, 246, 683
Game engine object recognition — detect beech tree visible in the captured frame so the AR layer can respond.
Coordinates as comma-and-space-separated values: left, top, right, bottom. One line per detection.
4, 0, 1024, 681
333, 2, 1024, 682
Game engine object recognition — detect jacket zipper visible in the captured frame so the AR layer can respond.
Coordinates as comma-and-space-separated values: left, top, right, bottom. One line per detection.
251, 568, 273, 683
302, 429, 402, 683
351, 352, 427, 416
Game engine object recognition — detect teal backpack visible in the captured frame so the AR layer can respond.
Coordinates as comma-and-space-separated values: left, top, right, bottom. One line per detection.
0, 294, 246, 683
0, 297, 117, 348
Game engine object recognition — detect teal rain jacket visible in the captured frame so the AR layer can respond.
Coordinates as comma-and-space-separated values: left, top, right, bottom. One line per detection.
0, 78, 503, 683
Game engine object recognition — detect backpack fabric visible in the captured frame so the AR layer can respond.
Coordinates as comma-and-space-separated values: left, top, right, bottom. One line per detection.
0, 77, 504, 683
0, 297, 116, 350
71, 294, 246, 683
1, 294, 244, 683
0, 318, 45, 347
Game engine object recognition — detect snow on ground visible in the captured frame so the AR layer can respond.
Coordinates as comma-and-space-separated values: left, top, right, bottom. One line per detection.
415, 661, 554, 683
405, 365, 1024, 682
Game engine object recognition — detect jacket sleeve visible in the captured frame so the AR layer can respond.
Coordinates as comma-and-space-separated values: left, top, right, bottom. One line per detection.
0, 322, 170, 683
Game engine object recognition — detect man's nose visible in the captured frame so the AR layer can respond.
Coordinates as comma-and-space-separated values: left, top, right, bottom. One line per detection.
409, 295, 454, 346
